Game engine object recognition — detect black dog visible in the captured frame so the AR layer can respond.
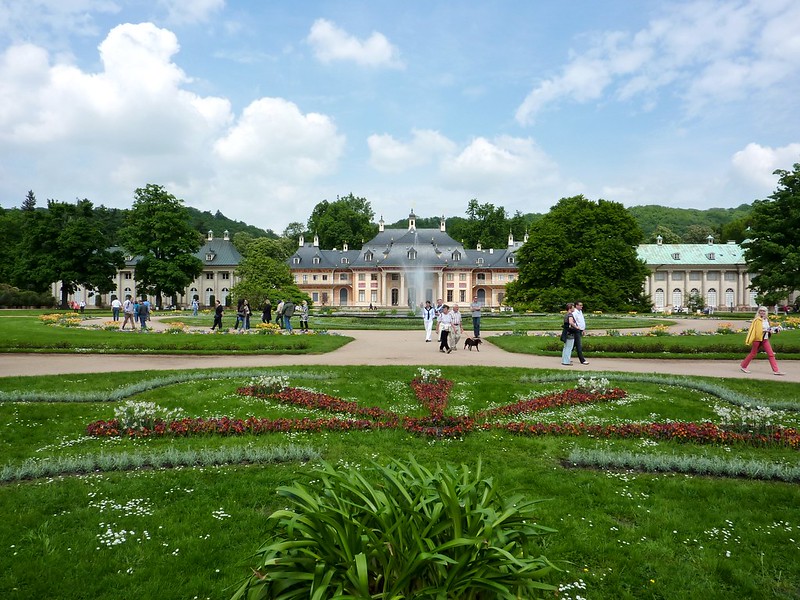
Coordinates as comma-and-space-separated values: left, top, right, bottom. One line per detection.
464, 337, 482, 351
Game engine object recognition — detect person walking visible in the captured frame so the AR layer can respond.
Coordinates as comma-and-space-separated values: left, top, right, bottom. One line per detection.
262, 299, 272, 324
299, 300, 309, 331
283, 299, 295, 332
572, 300, 589, 365
234, 299, 245, 330
437, 304, 454, 353
450, 304, 463, 350
243, 299, 251, 331
138, 297, 150, 331
561, 303, 579, 366
211, 300, 224, 330
275, 300, 285, 328
740, 306, 784, 375
111, 297, 121, 322
422, 300, 436, 342
470, 296, 482, 338
191, 297, 199, 316
121, 295, 136, 330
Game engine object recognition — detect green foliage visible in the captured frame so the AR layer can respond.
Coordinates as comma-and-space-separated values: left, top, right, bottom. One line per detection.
119, 185, 204, 308
15, 199, 125, 306
646, 225, 682, 244
188, 207, 277, 240
0, 283, 55, 308
233, 457, 557, 599
628, 204, 752, 241
307, 193, 378, 249
230, 238, 309, 307
743, 162, 800, 304
508, 196, 651, 312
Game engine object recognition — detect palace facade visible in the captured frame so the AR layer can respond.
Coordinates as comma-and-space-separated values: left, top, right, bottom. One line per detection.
53, 214, 792, 313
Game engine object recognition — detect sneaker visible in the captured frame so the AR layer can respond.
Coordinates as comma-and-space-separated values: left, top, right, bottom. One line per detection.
426, 339, 431, 342
580, 361, 590, 365
740, 367, 750, 373
561, 363, 573, 366
440, 349, 445, 353
447, 348, 452, 354
774, 372, 785, 376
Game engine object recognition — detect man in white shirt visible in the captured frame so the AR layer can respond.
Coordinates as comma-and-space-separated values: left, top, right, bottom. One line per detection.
111, 297, 122, 322
573, 300, 589, 365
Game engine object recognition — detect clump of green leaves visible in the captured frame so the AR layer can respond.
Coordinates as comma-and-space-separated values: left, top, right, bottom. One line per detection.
114, 400, 185, 432
233, 457, 558, 599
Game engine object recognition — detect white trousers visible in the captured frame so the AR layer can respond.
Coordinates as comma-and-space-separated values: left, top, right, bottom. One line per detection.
424, 320, 434, 340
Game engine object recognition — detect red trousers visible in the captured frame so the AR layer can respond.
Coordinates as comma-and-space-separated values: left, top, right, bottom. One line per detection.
741, 339, 779, 372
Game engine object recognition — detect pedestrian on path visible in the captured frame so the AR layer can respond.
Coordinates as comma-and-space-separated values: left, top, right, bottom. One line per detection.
572, 300, 589, 365
740, 306, 784, 375
560, 303, 579, 366
470, 296, 482, 338
211, 300, 224, 331
437, 304, 453, 353
422, 300, 435, 342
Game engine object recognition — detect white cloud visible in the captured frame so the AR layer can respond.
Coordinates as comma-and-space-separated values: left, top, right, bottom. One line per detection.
731, 142, 800, 188
158, 0, 225, 25
516, 0, 800, 124
0, 21, 346, 231
367, 129, 455, 172
214, 97, 344, 179
307, 18, 404, 69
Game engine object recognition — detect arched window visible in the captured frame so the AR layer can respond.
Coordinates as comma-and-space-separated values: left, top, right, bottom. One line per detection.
725, 288, 735, 309
451, 251, 461, 261
407, 249, 417, 260
749, 290, 758, 307
205, 287, 214, 305
507, 255, 515, 264
312, 256, 320, 265
654, 288, 665, 309
672, 288, 683, 308
365, 251, 373, 262
341, 257, 349, 264
707, 288, 717, 308
292, 257, 301, 265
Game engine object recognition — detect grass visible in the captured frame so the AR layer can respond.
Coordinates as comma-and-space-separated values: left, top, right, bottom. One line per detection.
0, 316, 352, 354
491, 328, 800, 359
1, 365, 800, 599
269, 313, 676, 331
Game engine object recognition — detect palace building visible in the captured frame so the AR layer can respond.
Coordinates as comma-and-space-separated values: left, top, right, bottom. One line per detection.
53, 214, 791, 313
288, 212, 521, 309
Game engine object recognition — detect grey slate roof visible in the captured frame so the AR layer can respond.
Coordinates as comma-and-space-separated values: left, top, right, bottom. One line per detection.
195, 237, 242, 266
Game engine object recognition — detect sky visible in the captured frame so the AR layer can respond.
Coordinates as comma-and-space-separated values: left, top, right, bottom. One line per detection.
1, 0, 799, 235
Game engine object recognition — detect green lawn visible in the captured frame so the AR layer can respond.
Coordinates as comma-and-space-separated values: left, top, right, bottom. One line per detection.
490, 329, 800, 359
0, 316, 352, 354
1, 366, 799, 599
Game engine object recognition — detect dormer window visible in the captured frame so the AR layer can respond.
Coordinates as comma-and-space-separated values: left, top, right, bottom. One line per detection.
451, 251, 461, 261
671, 252, 681, 260
407, 249, 417, 260
312, 256, 321, 265
292, 257, 301, 265
341, 257, 349, 264
365, 251, 374, 262
706, 252, 716, 260
206, 252, 216, 261
477, 258, 484, 265
125, 255, 133, 262
507, 255, 515, 264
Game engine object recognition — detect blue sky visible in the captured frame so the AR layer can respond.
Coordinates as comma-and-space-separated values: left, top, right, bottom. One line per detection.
1, 0, 798, 234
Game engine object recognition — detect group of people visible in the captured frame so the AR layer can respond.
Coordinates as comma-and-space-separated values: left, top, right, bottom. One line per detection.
210, 298, 309, 332
560, 301, 590, 366
559, 301, 786, 375
118, 295, 151, 331
422, 295, 482, 354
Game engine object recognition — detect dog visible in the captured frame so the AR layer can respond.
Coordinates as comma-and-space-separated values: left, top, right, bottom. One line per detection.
464, 337, 482, 351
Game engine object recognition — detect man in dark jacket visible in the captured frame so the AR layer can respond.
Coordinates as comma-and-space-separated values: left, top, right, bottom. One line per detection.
211, 300, 224, 330
282, 299, 295, 332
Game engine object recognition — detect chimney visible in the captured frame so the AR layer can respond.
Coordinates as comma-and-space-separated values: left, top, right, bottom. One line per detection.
207, 230, 213, 241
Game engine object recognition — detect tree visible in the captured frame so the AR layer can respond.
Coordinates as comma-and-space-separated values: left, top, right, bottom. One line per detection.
743, 162, 800, 305
17, 199, 124, 306
119, 184, 203, 309
307, 194, 377, 248
447, 200, 509, 248
647, 225, 682, 244
682, 224, 716, 243
283, 221, 307, 241
230, 238, 309, 308
506, 195, 651, 312
22, 190, 37, 212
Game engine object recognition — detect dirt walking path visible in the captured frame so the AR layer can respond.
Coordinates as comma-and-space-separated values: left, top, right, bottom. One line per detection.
0, 316, 795, 381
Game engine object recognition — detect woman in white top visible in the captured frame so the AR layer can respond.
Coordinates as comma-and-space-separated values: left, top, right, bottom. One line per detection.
740, 306, 783, 375
437, 305, 454, 353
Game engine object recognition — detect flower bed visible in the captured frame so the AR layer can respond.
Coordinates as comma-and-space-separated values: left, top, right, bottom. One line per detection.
85, 374, 800, 449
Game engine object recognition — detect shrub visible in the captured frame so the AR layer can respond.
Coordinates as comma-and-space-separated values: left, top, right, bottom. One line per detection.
113, 400, 185, 433
232, 457, 557, 599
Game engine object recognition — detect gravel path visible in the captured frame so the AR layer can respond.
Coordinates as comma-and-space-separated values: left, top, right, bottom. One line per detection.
0, 316, 794, 381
